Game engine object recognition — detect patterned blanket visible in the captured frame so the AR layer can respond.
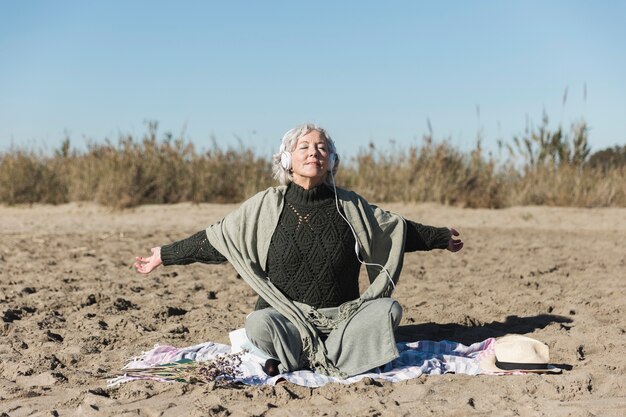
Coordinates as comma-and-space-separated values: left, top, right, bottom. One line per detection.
108, 330, 496, 388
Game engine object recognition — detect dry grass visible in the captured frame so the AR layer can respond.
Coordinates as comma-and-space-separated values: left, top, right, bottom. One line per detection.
504, 165, 625, 207
1, 120, 624, 208
341, 138, 506, 208
0, 123, 273, 209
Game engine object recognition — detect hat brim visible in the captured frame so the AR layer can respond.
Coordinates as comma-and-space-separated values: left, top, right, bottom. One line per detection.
480, 354, 562, 374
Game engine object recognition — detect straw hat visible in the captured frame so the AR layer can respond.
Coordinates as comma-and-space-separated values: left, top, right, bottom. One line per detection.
480, 335, 561, 374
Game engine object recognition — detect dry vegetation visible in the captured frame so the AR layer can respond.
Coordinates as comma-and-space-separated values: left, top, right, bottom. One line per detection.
1, 119, 624, 208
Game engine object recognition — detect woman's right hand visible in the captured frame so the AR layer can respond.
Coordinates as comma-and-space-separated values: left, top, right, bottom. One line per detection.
134, 247, 163, 274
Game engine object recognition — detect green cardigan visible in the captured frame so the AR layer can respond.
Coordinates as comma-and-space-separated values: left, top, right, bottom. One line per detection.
205, 185, 406, 377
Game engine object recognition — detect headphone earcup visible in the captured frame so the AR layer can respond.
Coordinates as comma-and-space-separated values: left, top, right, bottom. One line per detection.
327, 153, 336, 172
280, 151, 292, 170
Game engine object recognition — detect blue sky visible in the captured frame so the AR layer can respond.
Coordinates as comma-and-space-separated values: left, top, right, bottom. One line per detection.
1, 1, 624, 158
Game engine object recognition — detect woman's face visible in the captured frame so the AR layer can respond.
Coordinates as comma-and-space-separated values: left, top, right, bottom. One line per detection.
290, 130, 330, 189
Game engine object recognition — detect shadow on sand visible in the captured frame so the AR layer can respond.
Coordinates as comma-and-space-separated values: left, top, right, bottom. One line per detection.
396, 314, 573, 346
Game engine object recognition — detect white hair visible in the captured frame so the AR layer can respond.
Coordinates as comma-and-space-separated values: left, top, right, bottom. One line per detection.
272, 123, 340, 186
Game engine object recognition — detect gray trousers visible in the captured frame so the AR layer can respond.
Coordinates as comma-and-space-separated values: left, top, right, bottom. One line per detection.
245, 298, 402, 377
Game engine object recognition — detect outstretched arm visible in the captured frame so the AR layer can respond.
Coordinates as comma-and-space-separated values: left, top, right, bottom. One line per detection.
404, 220, 463, 253
134, 230, 227, 274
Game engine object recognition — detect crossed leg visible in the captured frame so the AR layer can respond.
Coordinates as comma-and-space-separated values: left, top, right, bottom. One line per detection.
245, 298, 402, 376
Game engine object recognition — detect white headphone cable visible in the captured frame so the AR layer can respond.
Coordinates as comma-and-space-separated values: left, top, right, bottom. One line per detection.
329, 171, 396, 292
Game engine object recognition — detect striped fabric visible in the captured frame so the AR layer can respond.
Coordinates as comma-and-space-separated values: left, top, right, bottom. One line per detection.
109, 337, 496, 388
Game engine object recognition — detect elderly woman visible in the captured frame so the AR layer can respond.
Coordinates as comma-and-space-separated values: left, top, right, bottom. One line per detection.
135, 124, 463, 378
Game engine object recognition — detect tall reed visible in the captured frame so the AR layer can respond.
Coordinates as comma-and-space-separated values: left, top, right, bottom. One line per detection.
340, 137, 505, 208
0, 120, 624, 208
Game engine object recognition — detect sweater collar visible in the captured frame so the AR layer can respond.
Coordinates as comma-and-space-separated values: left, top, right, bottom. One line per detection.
285, 182, 334, 206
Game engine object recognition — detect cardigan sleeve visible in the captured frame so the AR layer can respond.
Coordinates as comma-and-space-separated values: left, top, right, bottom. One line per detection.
161, 230, 228, 266
403, 220, 451, 252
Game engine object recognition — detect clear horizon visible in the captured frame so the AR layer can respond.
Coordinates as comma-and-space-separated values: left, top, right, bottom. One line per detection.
1, 1, 624, 158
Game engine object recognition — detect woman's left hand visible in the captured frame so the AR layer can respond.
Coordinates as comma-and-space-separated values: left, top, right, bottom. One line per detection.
447, 228, 464, 252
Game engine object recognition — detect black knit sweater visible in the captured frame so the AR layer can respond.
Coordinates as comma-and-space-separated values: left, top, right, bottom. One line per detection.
161, 183, 451, 309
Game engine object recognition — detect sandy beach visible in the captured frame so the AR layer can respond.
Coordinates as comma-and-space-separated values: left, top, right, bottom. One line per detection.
1, 202, 625, 416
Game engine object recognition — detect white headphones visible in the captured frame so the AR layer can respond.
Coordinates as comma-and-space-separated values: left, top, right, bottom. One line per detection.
280, 143, 336, 172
